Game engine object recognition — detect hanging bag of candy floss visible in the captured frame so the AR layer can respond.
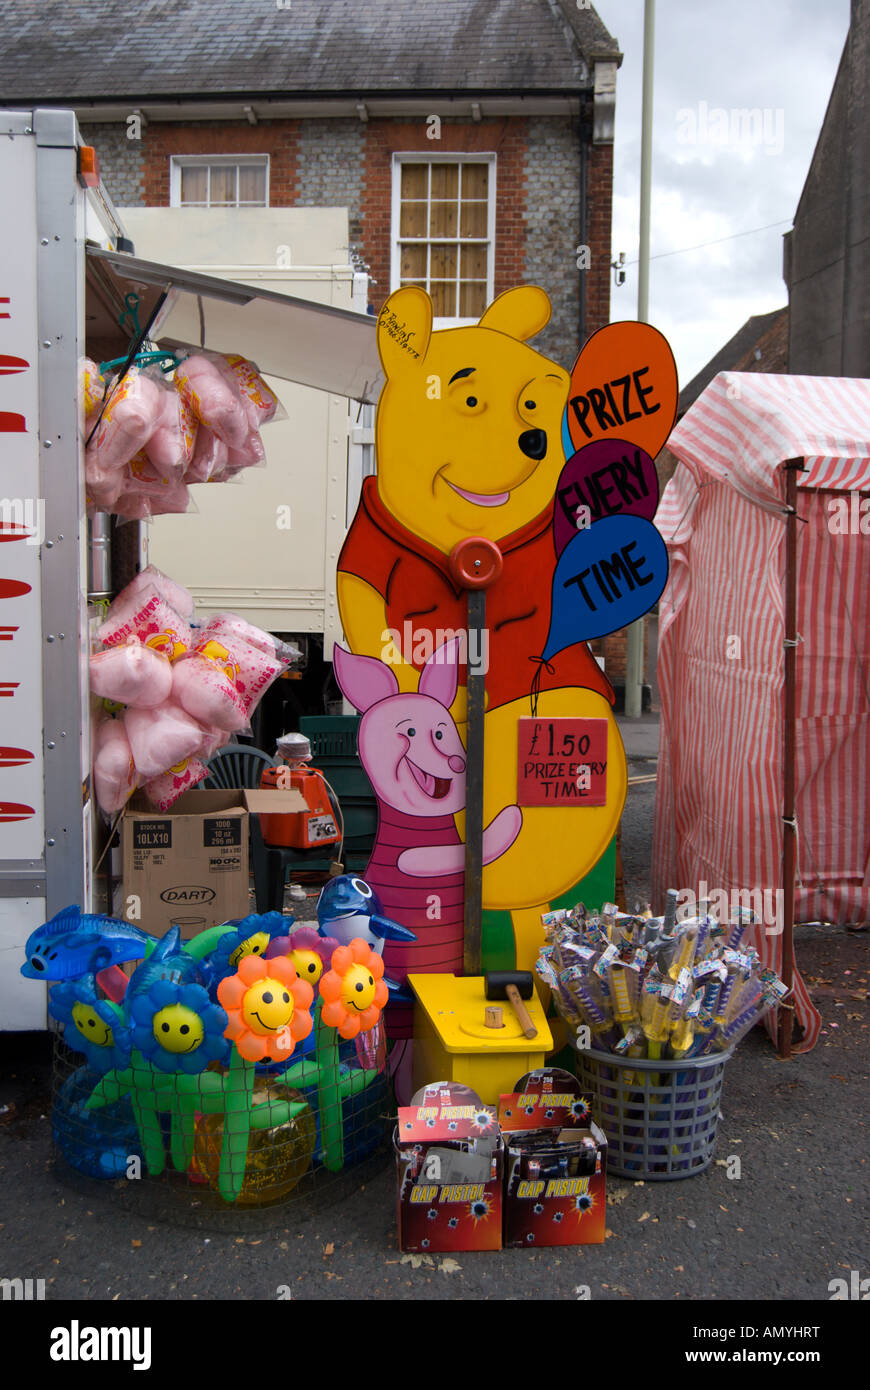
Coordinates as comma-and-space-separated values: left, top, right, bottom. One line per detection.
93, 717, 140, 817
85, 366, 163, 475
97, 582, 193, 663
184, 424, 229, 483
124, 700, 207, 782
118, 451, 193, 520
143, 756, 209, 810
170, 643, 250, 732
174, 352, 253, 451
196, 616, 290, 716
89, 635, 173, 709
222, 355, 284, 428
119, 565, 194, 621
143, 371, 198, 479
80, 357, 105, 432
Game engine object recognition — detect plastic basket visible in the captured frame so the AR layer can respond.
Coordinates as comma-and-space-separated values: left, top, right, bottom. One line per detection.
574, 1044, 732, 1180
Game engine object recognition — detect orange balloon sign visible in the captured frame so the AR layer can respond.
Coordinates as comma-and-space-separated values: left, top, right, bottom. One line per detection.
566, 321, 679, 460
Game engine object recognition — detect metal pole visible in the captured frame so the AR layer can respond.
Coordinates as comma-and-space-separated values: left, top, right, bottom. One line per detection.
463, 588, 486, 976
624, 0, 656, 718
778, 459, 803, 1059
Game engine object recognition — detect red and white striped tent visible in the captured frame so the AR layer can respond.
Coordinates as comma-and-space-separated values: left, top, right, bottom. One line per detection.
652, 372, 870, 1053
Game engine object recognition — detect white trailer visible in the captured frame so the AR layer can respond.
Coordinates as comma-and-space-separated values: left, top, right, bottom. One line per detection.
0, 109, 380, 1029
120, 207, 376, 652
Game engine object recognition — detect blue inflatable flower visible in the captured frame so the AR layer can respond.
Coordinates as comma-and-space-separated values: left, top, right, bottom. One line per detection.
49, 976, 130, 1074
129, 979, 229, 1074
202, 911, 291, 998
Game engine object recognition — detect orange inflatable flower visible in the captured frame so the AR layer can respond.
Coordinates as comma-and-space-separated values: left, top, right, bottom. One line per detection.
217, 954, 314, 1062
319, 938, 388, 1040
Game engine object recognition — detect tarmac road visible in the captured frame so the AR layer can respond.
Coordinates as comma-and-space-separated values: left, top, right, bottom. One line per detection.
1, 702, 867, 1302
0, 954, 867, 1303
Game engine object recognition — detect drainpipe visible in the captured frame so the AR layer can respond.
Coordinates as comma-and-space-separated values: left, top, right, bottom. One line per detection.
88, 513, 112, 601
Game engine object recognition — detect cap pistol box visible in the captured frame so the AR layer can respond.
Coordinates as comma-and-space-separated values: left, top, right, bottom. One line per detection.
395, 1081, 504, 1252
499, 1067, 607, 1248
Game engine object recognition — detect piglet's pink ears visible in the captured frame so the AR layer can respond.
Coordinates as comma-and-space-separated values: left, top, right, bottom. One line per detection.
418, 636, 460, 709
332, 644, 399, 712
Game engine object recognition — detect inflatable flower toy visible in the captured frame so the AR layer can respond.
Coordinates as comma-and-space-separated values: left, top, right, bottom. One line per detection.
217, 954, 314, 1063
318, 938, 389, 1041
49, 975, 130, 1074
266, 925, 339, 987
203, 911, 288, 996
129, 979, 229, 1075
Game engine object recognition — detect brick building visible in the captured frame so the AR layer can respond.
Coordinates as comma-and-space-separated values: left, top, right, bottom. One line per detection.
0, 0, 622, 370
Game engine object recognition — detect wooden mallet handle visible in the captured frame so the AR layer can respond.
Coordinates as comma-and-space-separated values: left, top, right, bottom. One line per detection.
506, 983, 538, 1039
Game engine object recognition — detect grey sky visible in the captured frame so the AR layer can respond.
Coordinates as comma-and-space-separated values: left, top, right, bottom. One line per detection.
599, 0, 851, 386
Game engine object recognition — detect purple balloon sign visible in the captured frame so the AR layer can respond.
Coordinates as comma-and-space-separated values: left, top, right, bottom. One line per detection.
552, 437, 660, 557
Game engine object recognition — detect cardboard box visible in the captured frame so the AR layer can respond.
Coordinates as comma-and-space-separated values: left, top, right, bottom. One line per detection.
499, 1068, 607, 1248
395, 1081, 504, 1252
120, 787, 306, 939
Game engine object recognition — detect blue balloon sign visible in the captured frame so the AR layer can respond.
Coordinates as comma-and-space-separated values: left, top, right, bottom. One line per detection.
543, 513, 669, 656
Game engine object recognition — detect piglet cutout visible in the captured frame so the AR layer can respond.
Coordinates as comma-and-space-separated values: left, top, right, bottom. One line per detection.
332, 638, 521, 876
332, 638, 521, 1038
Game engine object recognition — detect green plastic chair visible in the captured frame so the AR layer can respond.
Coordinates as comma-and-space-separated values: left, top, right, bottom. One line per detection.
201, 743, 274, 790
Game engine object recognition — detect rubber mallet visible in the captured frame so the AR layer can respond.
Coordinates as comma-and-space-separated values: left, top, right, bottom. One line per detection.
485, 971, 538, 1040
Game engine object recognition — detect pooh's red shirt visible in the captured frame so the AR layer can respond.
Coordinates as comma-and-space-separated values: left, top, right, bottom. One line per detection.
337, 477, 613, 712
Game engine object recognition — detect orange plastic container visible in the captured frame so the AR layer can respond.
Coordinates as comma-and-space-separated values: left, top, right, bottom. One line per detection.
258, 765, 340, 849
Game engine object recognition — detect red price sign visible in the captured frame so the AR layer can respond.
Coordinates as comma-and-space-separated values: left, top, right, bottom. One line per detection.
516, 717, 608, 807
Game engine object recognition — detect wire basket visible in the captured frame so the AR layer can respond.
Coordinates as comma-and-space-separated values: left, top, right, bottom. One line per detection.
50, 1012, 392, 1228
574, 1044, 732, 1180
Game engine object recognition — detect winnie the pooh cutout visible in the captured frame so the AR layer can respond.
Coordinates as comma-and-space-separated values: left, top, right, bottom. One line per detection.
337, 286, 676, 1016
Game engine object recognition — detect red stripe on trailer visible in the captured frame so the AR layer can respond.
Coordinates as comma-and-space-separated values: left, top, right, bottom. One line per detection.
0, 747, 34, 766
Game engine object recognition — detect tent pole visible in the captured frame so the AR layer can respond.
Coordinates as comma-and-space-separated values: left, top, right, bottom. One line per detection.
778, 458, 804, 1059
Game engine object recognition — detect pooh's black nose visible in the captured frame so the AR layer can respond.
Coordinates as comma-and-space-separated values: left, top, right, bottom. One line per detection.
518, 429, 547, 460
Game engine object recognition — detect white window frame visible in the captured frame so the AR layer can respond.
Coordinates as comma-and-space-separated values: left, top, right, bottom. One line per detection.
390, 152, 496, 328
169, 154, 271, 209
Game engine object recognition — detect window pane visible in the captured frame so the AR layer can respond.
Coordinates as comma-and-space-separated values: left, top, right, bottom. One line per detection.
400, 279, 427, 290
180, 165, 208, 205
460, 244, 488, 279
400, 244, 427, 279
401, 163, 427, 200
400, 201, 427, 237
429, 200, 457, 237
238, 165, 266, 204
210, 165, 236, 205
430, 281, 456, 317
462, 164, 488, 200
460, 201, 488, 238
459, 282, 487, 318
430, 163, 458, 200
430, 244, 457, 279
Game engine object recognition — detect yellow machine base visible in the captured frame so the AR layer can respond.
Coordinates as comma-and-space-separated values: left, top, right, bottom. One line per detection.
408, 973, 554, 1106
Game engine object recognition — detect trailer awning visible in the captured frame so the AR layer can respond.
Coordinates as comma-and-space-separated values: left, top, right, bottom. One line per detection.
85, 244, 383, 402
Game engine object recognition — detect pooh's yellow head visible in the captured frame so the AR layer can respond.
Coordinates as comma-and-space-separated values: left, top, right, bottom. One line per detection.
374, 286, 569, 554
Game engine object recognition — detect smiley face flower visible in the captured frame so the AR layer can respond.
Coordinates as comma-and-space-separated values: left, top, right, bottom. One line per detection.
49, 977, 130, 1074
318, 938, 388, 1040
217, 954, 314, 1063
266, 925, 340, 989
129, 980, 229, 1074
